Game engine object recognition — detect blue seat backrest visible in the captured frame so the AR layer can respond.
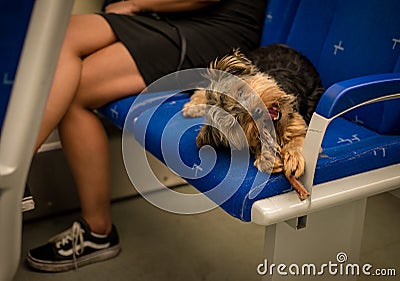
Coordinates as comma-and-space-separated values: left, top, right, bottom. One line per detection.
0, 0, 35, 129
262, 0, 400, 134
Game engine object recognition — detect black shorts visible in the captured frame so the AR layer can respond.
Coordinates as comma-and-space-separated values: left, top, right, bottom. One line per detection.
100, 0, 266, 85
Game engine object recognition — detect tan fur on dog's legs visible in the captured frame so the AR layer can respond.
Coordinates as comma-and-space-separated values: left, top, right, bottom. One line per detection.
272, 144, 283, 173
280, 113, 307, 179
182, 90, 207, 117
282, 136, 305, 178
254, 143, 283, 174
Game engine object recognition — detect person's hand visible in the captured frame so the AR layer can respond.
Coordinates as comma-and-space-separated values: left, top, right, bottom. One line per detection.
105, 1, 140, 15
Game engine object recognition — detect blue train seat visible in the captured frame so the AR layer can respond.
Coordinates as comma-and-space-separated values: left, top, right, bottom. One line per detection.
100, 0, 400, 223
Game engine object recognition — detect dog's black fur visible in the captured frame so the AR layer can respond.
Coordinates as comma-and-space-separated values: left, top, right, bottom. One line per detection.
247, 44, 325, 124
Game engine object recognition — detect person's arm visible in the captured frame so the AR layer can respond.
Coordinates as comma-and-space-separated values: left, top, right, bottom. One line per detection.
105, 0, 220, 15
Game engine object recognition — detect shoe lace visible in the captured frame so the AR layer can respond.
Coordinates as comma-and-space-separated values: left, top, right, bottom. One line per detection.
51, 221, 85, 269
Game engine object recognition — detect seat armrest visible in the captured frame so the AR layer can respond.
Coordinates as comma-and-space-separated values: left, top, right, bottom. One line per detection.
317, 73, 400, 119
302, 73, 400, 194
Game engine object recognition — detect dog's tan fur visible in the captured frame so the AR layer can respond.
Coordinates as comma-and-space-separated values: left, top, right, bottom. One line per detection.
183, 50, 308, 179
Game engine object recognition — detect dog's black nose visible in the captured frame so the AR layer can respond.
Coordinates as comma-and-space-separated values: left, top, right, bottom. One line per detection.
252, 107, 263, 120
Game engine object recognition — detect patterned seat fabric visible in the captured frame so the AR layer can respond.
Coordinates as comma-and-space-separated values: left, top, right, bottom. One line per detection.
99, 0, 400, 221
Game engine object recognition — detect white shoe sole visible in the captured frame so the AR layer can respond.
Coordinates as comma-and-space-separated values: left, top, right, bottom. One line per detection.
26, 244, 121, 272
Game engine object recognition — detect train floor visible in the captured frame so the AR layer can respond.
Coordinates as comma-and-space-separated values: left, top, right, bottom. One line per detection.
15, 186, 400, 281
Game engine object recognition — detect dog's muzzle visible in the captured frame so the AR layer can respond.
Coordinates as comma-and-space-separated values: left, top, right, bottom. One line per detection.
252, 106, 281, 121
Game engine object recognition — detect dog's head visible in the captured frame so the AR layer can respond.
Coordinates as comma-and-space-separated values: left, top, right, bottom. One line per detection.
196, 50, 296, 152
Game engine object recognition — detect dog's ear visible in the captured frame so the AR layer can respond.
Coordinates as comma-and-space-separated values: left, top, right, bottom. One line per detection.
277, 93, 296, 105
210, 49, 258, 76
276, 93, 297, 112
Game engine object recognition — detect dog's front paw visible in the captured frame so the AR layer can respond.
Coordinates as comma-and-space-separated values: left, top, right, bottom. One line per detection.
282, 148, 304, 179
272, 156, 283, 174
182, 102, 206, 118
254, 151, 278, 174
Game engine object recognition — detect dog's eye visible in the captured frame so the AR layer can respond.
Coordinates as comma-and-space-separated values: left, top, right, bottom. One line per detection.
237, 89, 244, 97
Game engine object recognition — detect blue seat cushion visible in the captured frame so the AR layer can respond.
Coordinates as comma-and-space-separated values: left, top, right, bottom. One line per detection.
125, 94, 400, 221
98, 96, 137, 129
318, 117, 400, 183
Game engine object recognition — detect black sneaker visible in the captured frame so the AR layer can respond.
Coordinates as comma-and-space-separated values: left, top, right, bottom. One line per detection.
26, 218, 121, 272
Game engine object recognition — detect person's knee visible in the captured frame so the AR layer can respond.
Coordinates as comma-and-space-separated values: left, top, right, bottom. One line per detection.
61, 14, 116, 58
61, 15, 85, 56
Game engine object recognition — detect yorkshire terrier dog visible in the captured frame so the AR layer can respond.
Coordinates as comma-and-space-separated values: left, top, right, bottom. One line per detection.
182, 44, 324, 199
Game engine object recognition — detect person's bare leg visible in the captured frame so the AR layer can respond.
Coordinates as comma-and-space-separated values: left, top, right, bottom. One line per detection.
59, 41, 146, 234
34, 14, 145, 234
34, 14, 118, 152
